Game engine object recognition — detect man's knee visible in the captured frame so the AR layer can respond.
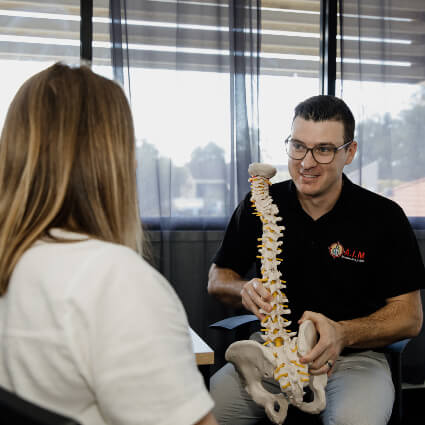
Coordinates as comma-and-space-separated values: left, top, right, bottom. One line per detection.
210, 363, 266, 425
324, 404, 392, 425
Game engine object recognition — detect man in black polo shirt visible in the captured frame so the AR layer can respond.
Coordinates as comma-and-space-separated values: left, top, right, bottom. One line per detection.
208, 95, 425, 425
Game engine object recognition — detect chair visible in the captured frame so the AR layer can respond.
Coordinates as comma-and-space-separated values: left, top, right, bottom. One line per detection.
385, 339, 411, 425
210, 315, 410, 425
0, 385, 81, 425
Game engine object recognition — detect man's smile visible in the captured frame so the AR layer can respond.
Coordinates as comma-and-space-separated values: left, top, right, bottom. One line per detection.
299, 172, 319, 179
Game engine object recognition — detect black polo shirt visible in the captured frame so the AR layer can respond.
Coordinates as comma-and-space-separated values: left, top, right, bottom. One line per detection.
213, 174, 425, 332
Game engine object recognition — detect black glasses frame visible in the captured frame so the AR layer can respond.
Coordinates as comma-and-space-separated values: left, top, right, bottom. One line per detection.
284, 137, 353, 164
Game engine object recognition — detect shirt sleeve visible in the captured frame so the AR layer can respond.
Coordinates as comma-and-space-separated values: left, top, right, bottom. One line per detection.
212, 192, 262, 277
64, 245, 213, 425
380, 204, 425, 299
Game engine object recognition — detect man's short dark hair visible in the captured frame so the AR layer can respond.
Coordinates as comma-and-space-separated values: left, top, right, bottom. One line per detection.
293, 95, 355, 143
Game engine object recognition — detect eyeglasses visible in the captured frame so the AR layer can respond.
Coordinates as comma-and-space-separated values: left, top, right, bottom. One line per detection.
284, 137, 353, 164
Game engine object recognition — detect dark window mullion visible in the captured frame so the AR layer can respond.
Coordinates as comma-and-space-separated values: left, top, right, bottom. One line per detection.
320, 0, 337, 95
81, 0, 93, 62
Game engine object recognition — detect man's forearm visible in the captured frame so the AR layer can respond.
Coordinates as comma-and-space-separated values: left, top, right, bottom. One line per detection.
207, 264, 246, 307
339, 291, 423, 349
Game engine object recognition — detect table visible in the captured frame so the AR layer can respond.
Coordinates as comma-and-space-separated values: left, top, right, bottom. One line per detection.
190, 328, 214, 389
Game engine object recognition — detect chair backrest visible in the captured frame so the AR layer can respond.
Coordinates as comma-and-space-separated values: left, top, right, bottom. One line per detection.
0, 386, 81, 425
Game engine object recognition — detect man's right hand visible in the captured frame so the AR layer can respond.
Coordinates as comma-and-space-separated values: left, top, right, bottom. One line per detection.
208, 264, 273, 317
240, 278, 273, 320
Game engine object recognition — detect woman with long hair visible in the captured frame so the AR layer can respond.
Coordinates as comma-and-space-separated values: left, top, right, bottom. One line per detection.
0, 63, 217, 425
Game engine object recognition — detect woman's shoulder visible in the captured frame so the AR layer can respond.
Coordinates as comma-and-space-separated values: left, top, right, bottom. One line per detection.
71, 239, 163, 288
24, 230, 169, 299
34, 229, 144, 263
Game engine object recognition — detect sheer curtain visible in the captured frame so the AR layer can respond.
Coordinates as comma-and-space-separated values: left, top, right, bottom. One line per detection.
107, 0, 261, 338
338, 0, 425, 220
108, 0, 260, 224
229, 0, 261, 204
338, 0, 425, 385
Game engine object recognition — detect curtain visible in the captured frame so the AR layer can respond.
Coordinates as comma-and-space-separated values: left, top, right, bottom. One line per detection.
339, 0, 425, 385
107, 0, 261, 339
108, 0, 261, 224
338, 0, 425, 219
229, 0, 261, 204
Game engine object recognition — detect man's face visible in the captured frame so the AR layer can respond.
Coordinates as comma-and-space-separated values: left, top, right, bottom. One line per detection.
288, 117, 357, 200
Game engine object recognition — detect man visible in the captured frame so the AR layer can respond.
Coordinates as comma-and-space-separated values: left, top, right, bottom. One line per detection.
208, 95, 425, 425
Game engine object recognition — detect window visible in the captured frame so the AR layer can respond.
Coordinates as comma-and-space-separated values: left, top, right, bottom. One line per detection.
91, 0, 321, 219
337, 0, 425, 217
260, 1, 321, 182
0, 1, 80, 129
1, 0, 423, 220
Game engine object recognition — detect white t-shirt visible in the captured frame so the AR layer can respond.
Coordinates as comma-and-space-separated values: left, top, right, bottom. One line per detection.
0, 229, 213, 425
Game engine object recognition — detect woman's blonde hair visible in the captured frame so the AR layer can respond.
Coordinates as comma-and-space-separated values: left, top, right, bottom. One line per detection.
0, 62, 144, 295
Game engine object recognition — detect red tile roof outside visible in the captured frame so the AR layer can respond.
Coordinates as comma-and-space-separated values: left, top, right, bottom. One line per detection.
389, 177, 425, 217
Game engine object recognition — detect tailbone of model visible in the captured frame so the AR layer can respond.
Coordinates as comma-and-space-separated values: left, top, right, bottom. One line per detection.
225, 163, 328, 425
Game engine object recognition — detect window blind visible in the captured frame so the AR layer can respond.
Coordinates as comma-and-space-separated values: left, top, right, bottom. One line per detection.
0, 0, 80, 62
0, 0, 322, 77
339, 0, 425, 84
1, 0, 423, 84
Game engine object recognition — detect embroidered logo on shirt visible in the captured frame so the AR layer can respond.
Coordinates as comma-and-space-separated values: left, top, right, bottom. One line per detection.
329, 242, 344, 258
329, 242, 366, 263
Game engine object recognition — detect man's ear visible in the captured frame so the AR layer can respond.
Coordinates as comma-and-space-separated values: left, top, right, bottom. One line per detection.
345, 140, 358, 165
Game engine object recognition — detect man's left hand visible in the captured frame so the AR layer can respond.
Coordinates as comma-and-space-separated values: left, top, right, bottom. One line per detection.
298, 310, 345, 376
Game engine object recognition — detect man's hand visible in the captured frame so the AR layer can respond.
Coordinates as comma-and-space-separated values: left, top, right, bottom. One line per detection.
240, 278, 273, 320
298, 311, 345, 376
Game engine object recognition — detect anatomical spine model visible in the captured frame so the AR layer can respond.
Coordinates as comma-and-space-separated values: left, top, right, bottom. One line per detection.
225, 163, 327, 425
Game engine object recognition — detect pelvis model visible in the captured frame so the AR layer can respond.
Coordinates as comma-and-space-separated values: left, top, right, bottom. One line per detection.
225, 163, 327, 425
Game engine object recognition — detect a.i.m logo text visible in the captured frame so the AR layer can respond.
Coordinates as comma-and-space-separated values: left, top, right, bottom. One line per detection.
328, 241, 366, 263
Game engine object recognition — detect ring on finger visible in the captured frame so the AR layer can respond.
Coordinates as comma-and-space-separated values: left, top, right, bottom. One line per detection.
326, 360, 333, 369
